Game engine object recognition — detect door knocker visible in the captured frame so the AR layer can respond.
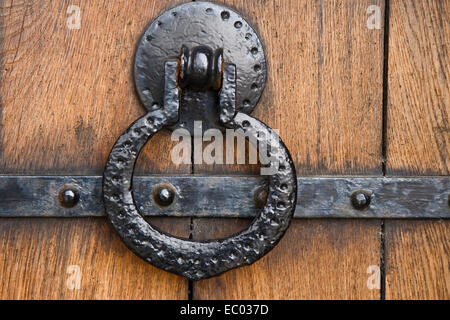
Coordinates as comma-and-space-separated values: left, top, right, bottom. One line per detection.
102, 2, 298, 280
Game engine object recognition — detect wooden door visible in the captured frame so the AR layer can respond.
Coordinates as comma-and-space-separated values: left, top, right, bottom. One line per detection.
0, 0, 448, 299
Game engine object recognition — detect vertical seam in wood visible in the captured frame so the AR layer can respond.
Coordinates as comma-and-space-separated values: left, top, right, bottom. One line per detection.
380, 219, 386, 300
380, 0, 391, 301
188, 216, 194, 300
382, 0, 390, 176
188, 131, 195, 300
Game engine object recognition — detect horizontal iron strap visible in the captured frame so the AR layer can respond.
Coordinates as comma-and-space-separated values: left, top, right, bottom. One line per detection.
0, 176, 448, 219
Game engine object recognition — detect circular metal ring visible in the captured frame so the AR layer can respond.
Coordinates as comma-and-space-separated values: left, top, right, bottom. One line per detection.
103, 110, 297, 280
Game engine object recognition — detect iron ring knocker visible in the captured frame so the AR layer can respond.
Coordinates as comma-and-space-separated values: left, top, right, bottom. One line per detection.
102, 2, 298, 280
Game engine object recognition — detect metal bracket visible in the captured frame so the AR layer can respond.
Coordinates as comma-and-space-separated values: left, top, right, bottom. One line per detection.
134, 1, 266, 135
1, 176, 448, 219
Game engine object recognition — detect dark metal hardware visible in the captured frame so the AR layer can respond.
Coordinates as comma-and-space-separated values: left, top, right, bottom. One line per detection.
350, 190, 371, 210
58, 186, 80, 209
178, 46, 224, 91
1, 176, 448, 218
153, 184, 176, 207
134, 1, 266, 135
102, 2, 295, 280
1, 1, 445, 281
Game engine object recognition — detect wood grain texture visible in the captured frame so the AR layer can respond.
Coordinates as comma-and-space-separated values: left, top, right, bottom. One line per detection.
385, 220, 450, 299
0, 218, 189, 299
193, 0, 384, 299
193, 219, 381, 300
3, 0, 446, 301
0, 0, 188, 175
386, 0, 449, 175
0, 0, 190, 299
385, 0, 449, 300
197, 0, 384, 175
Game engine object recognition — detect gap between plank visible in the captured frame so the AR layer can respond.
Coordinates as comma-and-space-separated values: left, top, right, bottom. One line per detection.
380, 0, 391, 301
188, 135, 195, 300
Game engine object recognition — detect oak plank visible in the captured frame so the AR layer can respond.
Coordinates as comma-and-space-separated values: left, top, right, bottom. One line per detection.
193, 0, 384, 299
0, 0, 190, 299
194, 219, 381, 300
386, 0, 449, 175
0, 0, 188, 175
385, 220, 449, 299
0, 218, 189, 300
385, 0, 449, 300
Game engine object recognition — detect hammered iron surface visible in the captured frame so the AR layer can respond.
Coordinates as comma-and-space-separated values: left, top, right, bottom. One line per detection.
103, 111, 297, 280
104, 2, 296, 280
134, 1, 267, 134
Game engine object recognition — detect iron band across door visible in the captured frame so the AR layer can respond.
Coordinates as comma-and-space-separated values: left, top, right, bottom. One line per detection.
102, 2, 298, 280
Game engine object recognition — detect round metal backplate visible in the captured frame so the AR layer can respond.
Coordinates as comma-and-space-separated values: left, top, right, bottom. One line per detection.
134, 1, 267, 131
